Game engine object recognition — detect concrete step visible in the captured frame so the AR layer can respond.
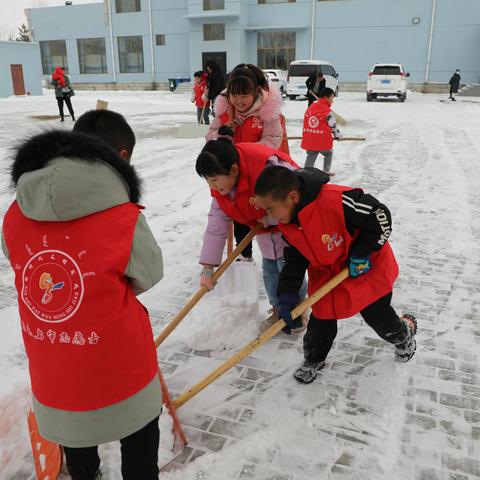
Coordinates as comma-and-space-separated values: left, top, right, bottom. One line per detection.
173, 82, 193, 94
459, 84, 480, 97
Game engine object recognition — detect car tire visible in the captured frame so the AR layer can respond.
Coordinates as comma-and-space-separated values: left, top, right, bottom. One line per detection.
399, 94, 407, 103
335, 87, 339, 97
367, 93, 374, 102
288, 95, 297, 101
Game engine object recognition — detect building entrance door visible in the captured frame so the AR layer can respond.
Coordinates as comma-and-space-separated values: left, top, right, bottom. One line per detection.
10, 64, 26, 96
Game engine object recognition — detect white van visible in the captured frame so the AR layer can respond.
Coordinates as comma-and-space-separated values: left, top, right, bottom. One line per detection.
287, 60, 339, 100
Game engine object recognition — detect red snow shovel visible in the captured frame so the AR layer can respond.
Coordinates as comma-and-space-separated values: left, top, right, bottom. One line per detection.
158, 268, 349, 469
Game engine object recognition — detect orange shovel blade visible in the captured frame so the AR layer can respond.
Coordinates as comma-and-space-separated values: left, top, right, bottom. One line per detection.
27, 410, 63, 480
158, 368, 188, 470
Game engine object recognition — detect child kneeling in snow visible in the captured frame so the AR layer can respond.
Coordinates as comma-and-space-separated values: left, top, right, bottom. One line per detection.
301, 87, 342, 175
253, 166, 417, 384
196, 134, 309, 330
2, 111, 164, 479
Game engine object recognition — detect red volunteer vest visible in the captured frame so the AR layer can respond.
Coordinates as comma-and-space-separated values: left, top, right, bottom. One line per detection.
2, 202, 158, 411
212, 142, 298, 228
219, 112, 290, 154
279, 185, 399, 319
301, 98, 334, 151
194, 81, 210, 108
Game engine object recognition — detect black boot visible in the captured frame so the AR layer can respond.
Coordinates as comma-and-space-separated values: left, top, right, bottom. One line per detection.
395, 314, 417, 362
293, 360, 325, 384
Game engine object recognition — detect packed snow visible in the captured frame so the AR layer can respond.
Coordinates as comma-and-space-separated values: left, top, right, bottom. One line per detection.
0, 88, 479, 479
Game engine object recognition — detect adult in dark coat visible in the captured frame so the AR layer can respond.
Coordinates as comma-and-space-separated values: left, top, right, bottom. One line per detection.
205, 60, 226, 114
449, 69, 461, 101
305, 72, 326, 106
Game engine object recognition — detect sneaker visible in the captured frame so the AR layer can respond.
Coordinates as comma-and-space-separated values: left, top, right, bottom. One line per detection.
395, 314, 417, 363
236, 254, 254, 263
261, 306, 279, 331
293, 360, 325, 384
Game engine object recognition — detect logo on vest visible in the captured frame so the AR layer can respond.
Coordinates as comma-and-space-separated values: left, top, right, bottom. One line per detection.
21, 249, 84, 323
308, 115, 320, 129
322, 233, 344, 252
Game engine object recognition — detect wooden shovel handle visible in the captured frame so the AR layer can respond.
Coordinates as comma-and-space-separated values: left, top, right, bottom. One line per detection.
288, 136, 365, 141
154, 224, 261, 348
172, 267, 349, 408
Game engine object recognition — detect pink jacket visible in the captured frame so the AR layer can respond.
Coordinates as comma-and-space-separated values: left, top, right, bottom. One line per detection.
199, 156, 295, 265
205, 84, 284, 150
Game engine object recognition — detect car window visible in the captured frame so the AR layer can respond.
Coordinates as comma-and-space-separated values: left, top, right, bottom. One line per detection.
320, 65, 335, 76
289, 64, 318, 77
372, 66, 401, 75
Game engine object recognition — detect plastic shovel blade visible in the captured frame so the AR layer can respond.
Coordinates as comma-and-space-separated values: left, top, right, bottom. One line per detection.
176, 123, 209, 138
158, 368, 188, 471
27, 410, 63, 480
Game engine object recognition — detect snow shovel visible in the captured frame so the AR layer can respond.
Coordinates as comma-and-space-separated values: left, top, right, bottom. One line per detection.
176, 102, 210, 138
157, 268, 349, 470
154, 224, 261, 348
171, 267, 349, 409
96, 99, 108, 110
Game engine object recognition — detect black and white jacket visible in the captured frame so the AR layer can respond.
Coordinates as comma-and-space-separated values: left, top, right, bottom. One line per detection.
277, 168, 393, 296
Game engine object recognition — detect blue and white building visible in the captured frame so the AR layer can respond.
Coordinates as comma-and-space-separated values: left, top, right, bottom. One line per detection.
0, 41, 43, 98
26, 0, 480, 88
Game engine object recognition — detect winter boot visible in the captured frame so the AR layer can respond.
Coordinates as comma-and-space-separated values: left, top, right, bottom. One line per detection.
293, 360, 325, 384
261, 306, 279, 331
395, 314, 417, 363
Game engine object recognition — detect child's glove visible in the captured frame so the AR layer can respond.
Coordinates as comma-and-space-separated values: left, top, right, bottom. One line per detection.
199, 266, 215, 290
278, 293, 303, 334
348, 255, 371, 278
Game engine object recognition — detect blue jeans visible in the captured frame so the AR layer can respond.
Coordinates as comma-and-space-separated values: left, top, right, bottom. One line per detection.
262, 257, 308, 307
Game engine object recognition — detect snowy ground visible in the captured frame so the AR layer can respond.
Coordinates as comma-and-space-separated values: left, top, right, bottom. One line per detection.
0, 89, 479, 480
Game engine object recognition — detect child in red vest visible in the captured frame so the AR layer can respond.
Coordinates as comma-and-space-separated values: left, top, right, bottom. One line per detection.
196, 138, 309, 329
191, 70, 210, 125
254, 166, 417, 384
301, 87, 342, 175
206, 64, 290, 264
2, 111, 164, 479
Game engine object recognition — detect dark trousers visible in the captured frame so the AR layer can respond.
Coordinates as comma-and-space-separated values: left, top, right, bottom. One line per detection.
303, 293, 406, 363
57, 94, 75, 120
307, 95, 316, 106
233, 221, 253, 258
196, 106, 210, 125
63, 417, 160, 480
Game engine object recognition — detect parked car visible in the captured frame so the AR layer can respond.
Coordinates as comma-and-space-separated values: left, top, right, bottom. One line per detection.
367, 63, 410, 102
287, 60, 339, 100
262, 69, 288, 95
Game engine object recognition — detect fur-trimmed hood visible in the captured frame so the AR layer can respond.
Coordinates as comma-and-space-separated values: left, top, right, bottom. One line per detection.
10, 130, 142, 222
213, 83, 283, 122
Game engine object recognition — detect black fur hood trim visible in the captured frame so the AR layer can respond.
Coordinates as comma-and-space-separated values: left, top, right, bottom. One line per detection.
11, 130, 141, 203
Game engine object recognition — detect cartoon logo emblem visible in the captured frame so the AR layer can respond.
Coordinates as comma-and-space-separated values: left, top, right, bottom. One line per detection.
308, 115, 320, 129
322, 233, 344, 252
39, 272, 64, 305
21, 250, 84, 323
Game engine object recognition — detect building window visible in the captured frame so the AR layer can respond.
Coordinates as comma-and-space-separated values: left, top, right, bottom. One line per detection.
118, 36, 144, 73
203, 0, 224, 9
77, 38, 107, 74
39, 40, 68, 74
203, 24, 225, 41
258, 0, 295, 4
115, 0, 141, 13
257, 32, 295, 70
156, 34, 166, 46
